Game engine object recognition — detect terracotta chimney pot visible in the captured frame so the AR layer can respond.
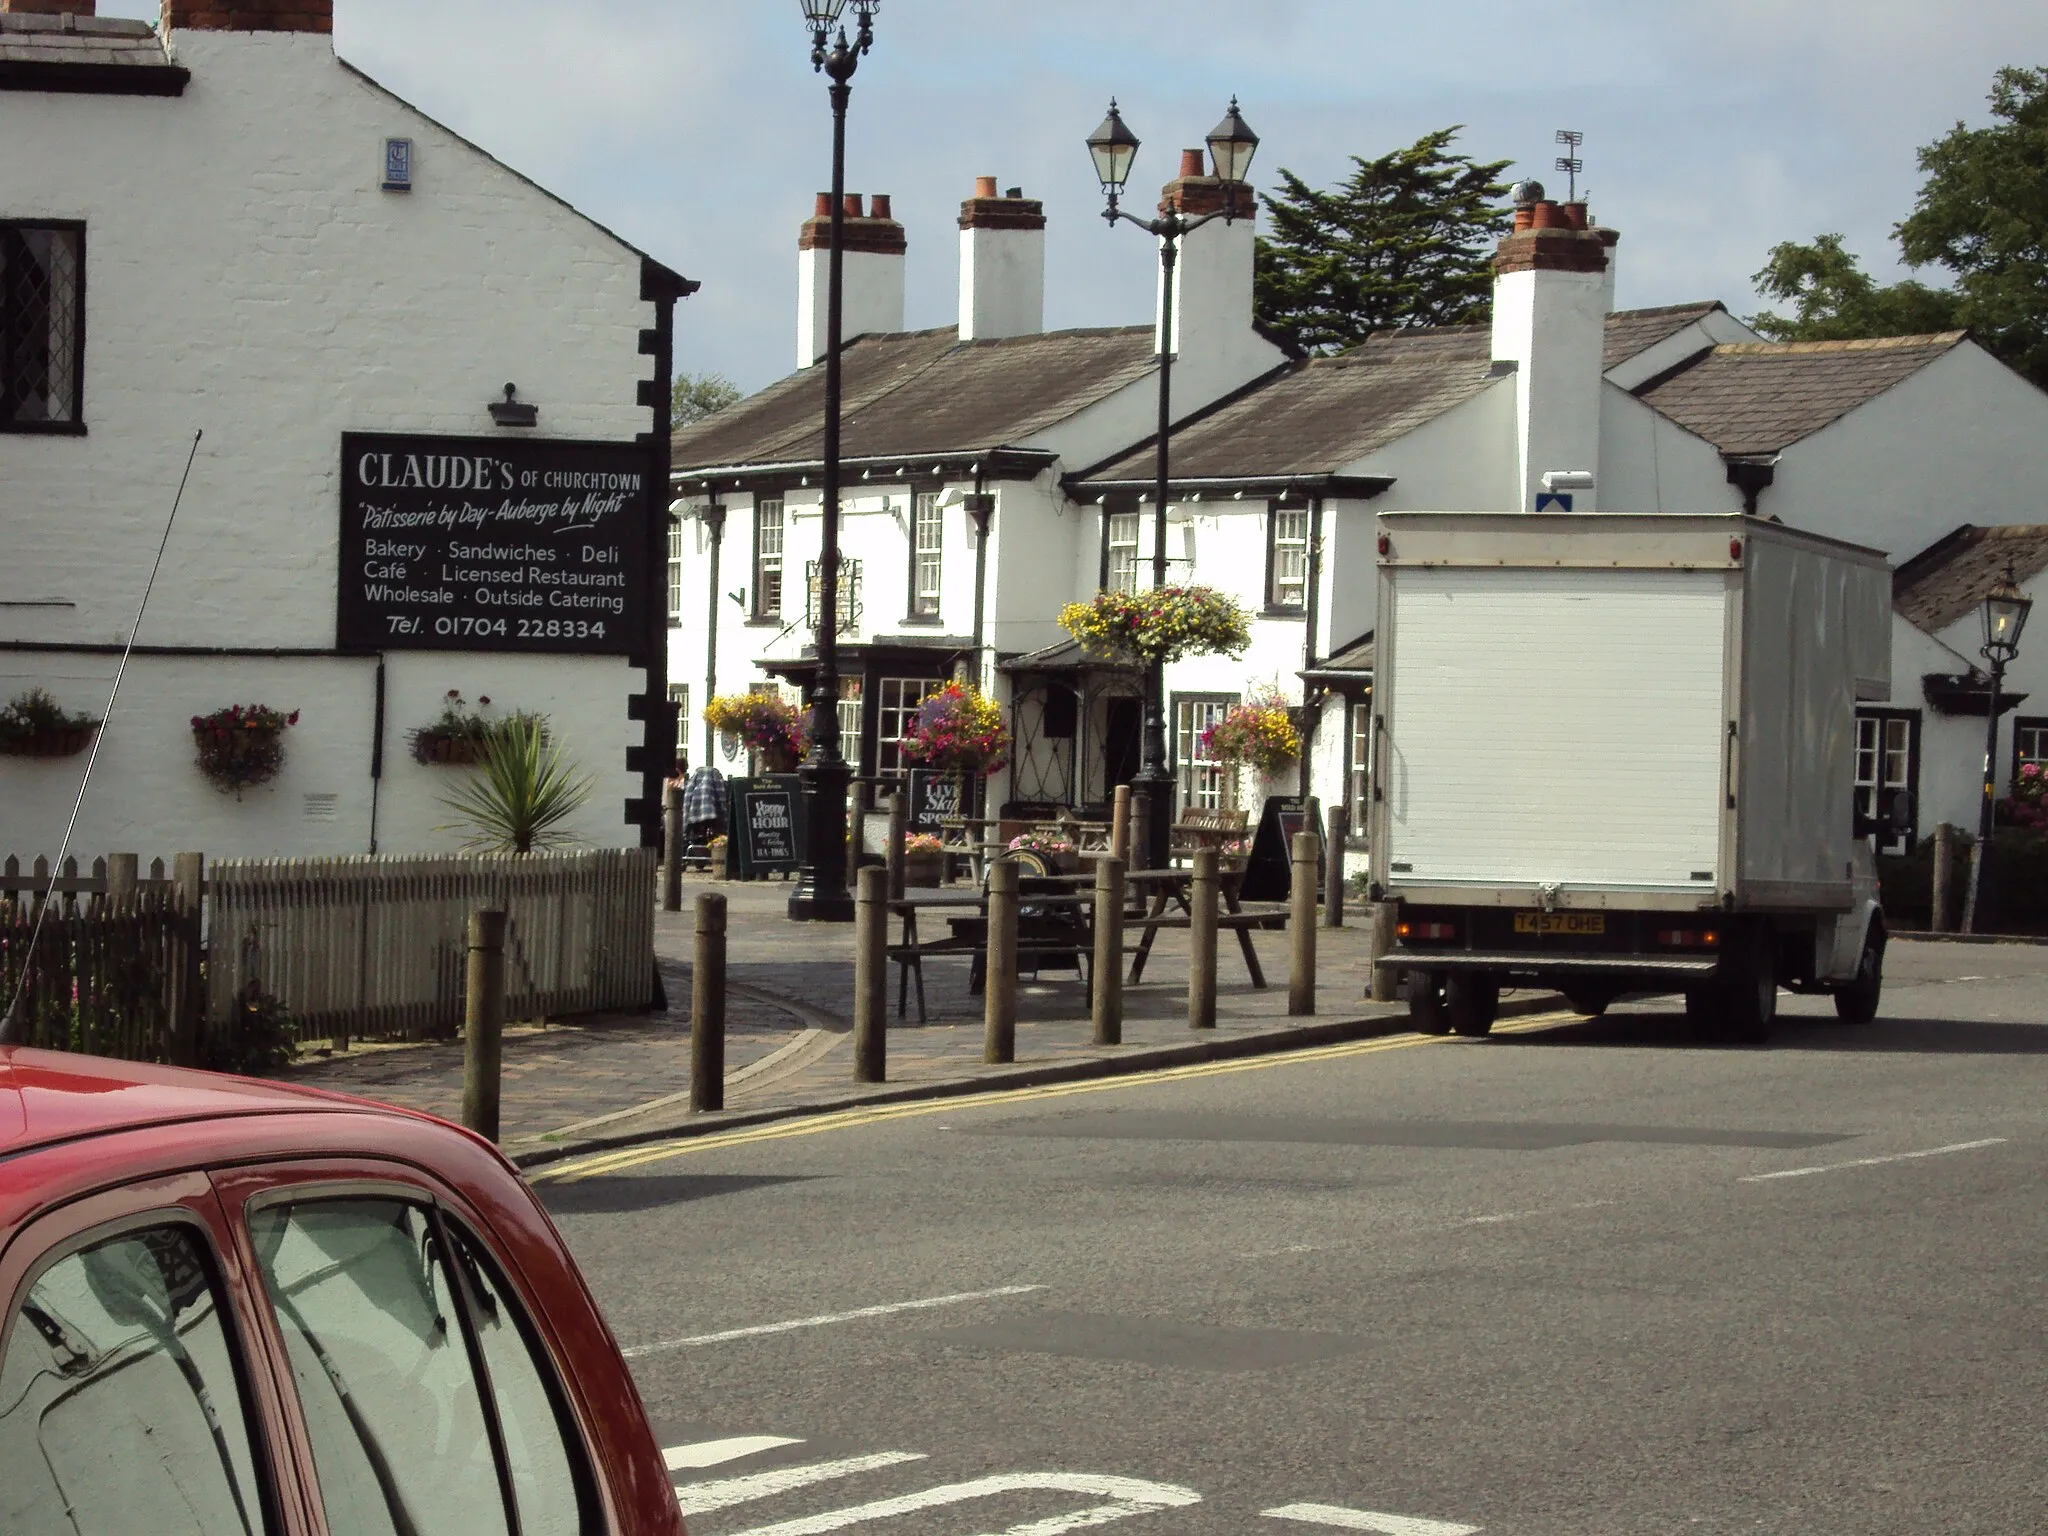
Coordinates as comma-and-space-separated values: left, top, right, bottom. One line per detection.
814, 192, 833, 218
1178, 148, 1206, 179
843, 193, 864, 219
974, 175, 998, 199
869, 194, 893, 221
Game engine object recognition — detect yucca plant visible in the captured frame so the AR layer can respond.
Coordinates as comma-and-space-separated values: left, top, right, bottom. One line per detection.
437, 717, 593, 853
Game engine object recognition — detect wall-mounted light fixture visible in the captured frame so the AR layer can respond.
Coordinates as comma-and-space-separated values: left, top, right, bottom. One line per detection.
488, 383, 538, 428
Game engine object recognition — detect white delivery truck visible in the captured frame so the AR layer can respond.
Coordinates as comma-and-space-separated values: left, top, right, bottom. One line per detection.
1366, 511, 1898, 1044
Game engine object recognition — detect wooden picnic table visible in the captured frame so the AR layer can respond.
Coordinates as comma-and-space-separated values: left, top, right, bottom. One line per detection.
1121, 867, 1283, 990
886, 887, 1094, 1023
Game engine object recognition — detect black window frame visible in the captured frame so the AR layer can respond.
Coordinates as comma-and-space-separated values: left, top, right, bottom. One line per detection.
1263, 498, 1311, 615
2013, 714, 2048, 782
749, 496, 785, 623
1097, 496, 1142, 595
1853, 706, 1921, 854
1170, 690, 1239, 816
0, 218, 87, 435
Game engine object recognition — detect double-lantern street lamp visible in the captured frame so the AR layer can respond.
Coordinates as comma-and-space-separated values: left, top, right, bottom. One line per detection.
1964, 563, 2033, 933
1085, 97, 1259, 870
789, 0, 880, 923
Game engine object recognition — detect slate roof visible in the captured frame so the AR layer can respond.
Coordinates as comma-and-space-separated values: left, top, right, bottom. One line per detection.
0, 13, 184, 88
1078, 326, 1502, 486
1601, 302, 1725, 371
1633, 332, 1967, 457
1305, 631, 1374, 677
1894, 524, 2048, 636
670, 325, 1157, 472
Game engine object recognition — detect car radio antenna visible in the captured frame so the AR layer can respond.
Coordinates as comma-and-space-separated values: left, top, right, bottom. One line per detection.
2, 429, 203, 1046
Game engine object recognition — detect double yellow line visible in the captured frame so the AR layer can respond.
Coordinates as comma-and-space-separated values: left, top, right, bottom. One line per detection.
531, 1011, 1576, 1183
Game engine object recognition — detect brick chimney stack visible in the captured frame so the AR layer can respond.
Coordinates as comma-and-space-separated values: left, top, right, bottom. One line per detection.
958, 175, 1046, 342
160, 0, 332, 29
1491, 181, 1613, 512
796, 191, 907, 370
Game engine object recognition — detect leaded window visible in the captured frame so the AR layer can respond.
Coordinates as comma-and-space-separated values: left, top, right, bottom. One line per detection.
1, 222, 84, 430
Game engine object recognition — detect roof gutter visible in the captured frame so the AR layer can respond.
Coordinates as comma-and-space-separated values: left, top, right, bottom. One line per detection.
1065, 473, 1394, 503
673, 447, 1056, 494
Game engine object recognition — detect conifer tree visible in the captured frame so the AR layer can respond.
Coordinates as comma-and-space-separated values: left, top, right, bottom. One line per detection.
1253, 127, 1513, 355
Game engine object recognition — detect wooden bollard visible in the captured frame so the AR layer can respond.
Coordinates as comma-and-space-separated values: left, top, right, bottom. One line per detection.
886, 792, 908, 902
1369, 901, 1402, 1002
1188, 845, 1219, 1030
1092, 856, 1125, 1046
662, 784, 685, 913
985, 858, 1019, 1063
691, 893, 726, 1111
1111, 784, 1132, 866
1289, 829, 1319, 1016
1323, 805, 1347, 928
462, 909, 508, 1141
1932, 822, 1958, 933
854, 866, 888, 1083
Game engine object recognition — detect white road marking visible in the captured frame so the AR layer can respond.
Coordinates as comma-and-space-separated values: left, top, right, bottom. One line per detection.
722, 1472, 1201, 1535
623, 1285, 1045, 1358
675, 1453, 927, 1515
1740, 1137, 2008, 1182
1262, 1504, 1481, 1534
663, 1435, 804, 1471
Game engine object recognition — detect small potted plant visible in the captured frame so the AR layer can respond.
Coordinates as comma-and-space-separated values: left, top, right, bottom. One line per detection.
1006, 830, 1078, 874
901, 831, 945, 887
191, 703, 299, 796
409, 690, 546, 766
0, 688, 101, 759
703, 693, 807, 773
2001, 760, 2046, 830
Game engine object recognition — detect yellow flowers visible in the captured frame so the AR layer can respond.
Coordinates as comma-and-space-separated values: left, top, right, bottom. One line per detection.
1058, 587, 1252, 664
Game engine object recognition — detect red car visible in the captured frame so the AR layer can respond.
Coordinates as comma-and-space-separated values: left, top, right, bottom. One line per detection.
0, 1046, 686, 1536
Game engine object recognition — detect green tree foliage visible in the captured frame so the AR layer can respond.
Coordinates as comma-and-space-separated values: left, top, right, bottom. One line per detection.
1749, 234, 1960, 341
1751, 66, 2048, 389
671, 370, 742, 427
1253, 127, 1513, 354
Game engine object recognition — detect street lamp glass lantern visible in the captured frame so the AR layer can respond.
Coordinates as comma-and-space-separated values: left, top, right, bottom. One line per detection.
801, 0, 846, 25
1087, 100, 1140, 194
1982, 565, 2032, 660
1206, 96, 1259, 183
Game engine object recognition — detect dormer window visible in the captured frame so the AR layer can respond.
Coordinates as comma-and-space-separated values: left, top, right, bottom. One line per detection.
1, 223, 84, 433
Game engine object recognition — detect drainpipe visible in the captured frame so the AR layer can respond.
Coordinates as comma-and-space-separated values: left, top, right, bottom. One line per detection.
964, 466, 995, 819
1298, 494, 1324, 800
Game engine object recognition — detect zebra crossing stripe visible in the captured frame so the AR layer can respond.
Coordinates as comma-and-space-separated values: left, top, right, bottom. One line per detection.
674, 1452, 926, 1515
718, 1472, 1202, 1536
1262, 1504, 1481, 1535
663, 1435, 804, 1471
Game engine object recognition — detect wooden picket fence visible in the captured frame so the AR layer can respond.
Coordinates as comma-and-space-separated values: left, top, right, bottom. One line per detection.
207, 848, 658, 1048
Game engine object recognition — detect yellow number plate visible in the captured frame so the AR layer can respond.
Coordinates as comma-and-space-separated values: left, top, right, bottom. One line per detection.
1513, 912, 1606, 936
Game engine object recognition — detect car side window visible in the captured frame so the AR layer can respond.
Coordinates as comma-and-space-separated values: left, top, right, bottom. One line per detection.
0, 1223, 270, 1535
250, 1197, 595, 1536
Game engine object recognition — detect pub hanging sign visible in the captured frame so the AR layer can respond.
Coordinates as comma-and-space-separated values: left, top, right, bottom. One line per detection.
337, 432, 650, 655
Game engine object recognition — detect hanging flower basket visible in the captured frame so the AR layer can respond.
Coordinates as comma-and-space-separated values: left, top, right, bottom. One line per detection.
408, 691, 547, 767
192, 703, 299, 795
704, 693, 806, 766
1201, 694, 1302, 775
0, 688, 101, 759
1058, 586, 1252, 665
897, 682, 1010, 776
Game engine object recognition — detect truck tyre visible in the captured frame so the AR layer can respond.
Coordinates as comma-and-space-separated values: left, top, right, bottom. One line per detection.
1407, 970, 1451, 1035
1834, 921, 1885, 1024
1445, 973, 1500, 1036
1713, 929, 1777, 1046
1561, 982, 1614, 1018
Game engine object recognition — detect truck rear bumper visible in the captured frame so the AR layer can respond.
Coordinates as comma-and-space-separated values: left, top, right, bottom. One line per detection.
1392, 949, 1721, 979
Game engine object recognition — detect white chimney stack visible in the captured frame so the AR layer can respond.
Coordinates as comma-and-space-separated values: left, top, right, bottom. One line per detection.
1489, 187, 1612, 512
797, 192, 907, 370
958, 176, 1046, 341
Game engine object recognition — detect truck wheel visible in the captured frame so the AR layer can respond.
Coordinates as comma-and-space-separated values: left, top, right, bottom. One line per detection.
1713, 930, 1777, 1046
1407, 970, 1451, 1035
1561, 983, 1614, 1018
1445, 973, 1500, 1036
1834, 922, 1885, 1024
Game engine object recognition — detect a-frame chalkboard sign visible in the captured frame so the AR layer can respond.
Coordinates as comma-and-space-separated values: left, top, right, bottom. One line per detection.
727, 774, 804, 880
1237, 795, 1324, 901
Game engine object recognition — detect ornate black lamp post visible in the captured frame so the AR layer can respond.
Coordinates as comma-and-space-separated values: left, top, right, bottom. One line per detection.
1964, 562, 2033, 933
1085, 97, 1259, 869
788, 0, 880, 922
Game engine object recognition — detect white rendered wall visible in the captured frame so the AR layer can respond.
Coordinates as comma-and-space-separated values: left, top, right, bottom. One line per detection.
798, 246, 906, 368
959, 225, 1044, 341
1492, 266, 1608, 511
0, 30, 658, 859
1156, 214, 1288, 412
1597, 388, 1740, 515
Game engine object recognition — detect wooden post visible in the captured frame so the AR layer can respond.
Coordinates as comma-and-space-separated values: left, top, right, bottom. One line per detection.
172, 851, 205, 1067
1322, 805, 1347, 928
462, 909, 508, 1142
1289, 829, 1318, 1016
691, 893, 726, 1111
886, 792, 908, 903
1129, 789, 1152, 869
848, 779, 873, 890
1188, 845, 1219, 1030
1092, 856, 1125, 1046
855, 865, 887, 1083
662, 784, 685, 913
1111, 785, 1132, 866
106, 852, 138, 913
984, 858, 1019, 1064
1369, 901, 1402, 1003
1932, 822, 1958, 933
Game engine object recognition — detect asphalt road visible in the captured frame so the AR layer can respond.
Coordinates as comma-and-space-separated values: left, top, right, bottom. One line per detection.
539, 938, 2048, 1535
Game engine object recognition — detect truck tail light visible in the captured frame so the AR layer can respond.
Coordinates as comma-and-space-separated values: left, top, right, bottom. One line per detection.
1399, 920, 1457, 942
1654, 928, 1720, 948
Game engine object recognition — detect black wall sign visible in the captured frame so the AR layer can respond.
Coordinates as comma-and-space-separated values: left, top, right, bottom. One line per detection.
1240, 796, 1326, 902
907, 769, 963, 832
337, 432, 650, 654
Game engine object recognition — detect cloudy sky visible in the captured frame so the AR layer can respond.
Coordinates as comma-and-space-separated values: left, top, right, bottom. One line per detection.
109, 1, 2048, 393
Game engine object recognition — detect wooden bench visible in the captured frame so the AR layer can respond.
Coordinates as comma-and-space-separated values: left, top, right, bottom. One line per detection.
1169, 807, 1250, 870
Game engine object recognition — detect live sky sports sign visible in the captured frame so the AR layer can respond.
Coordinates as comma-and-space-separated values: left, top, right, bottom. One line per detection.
337, 432, 650, 655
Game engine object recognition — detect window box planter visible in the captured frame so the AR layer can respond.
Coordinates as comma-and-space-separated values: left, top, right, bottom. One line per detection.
0, 725, 96, 759
0, 689, 101, 759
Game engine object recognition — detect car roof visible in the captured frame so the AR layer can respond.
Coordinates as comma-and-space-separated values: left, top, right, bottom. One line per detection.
0, 1045, 436, 1156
